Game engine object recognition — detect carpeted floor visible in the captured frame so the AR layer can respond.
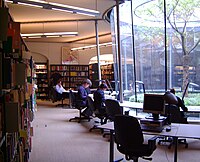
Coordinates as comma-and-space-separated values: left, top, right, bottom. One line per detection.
29, 100, 200, 162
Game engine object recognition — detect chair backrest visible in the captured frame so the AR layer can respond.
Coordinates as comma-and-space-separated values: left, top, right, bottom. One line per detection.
105, 99, 123, 121
87, 96, 96, 112
166, 105, 188, 124
114, 115, 144, 149
49, 86, 62, 102
69, 90, 76, 107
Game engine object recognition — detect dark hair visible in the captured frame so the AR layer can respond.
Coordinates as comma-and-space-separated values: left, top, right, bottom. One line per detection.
170, 88, 176, 94
99, 83, 108, 89
82, 79, 92, 86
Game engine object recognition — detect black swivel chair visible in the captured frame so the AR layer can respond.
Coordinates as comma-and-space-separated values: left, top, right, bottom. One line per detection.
104, 99, 123, 122
69, 92, 91, 123
114, 115, 157, 162
158, 104, 188, 148
49, 86, 70, 107
88, 96, 107, 132
103, 99, 123, 137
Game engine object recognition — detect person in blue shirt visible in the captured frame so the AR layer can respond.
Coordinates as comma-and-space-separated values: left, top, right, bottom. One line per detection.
93, 83, 108, 115
76, 79, 92, 117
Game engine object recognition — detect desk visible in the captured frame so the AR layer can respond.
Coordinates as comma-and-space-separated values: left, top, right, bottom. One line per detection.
64, 90, 77, 108
187, 106, 200, 113
120, 101, 200, 116
98, 122, 200, 162
119, 101, 143, 115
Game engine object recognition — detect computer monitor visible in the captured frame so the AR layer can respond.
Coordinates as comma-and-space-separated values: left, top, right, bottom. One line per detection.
143, 93, 165, 120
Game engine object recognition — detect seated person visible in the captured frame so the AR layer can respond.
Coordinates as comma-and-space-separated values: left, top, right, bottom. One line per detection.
77, 79, 93, 117
93, 83, 108, 115
55, 79, 68, 100
164, 88, 188, 123
169, 88, 188, 113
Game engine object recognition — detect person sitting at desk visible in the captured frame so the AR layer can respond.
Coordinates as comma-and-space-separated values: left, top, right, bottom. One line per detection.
169, 88, 188, 113
77, 79, 93, 117
56, 79, 67, 94
55, 79, 68, 100
164, 88, 188, 123
93, 83, 108, 115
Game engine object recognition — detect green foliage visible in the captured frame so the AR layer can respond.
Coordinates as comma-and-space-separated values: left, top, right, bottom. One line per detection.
178, 93, 200, 106
129, 93, 144, 103
129, 93, 200, 106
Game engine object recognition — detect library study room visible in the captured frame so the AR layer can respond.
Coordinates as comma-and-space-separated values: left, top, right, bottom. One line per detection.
1, 0, 200, 162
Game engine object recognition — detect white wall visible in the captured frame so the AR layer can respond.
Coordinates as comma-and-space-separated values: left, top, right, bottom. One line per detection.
26, 42, 63, 64
25, 42, 113, 65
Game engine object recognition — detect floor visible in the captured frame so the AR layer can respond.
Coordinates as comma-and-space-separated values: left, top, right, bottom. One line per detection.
29, 100, 200, 162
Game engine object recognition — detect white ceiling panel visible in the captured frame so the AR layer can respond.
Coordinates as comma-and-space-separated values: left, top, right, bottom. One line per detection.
6, 0, 116, 43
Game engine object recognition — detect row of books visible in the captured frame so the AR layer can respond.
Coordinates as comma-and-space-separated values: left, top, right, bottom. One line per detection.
51, 65, 89, 71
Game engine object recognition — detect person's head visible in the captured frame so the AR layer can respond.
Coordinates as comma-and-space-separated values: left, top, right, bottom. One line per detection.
170, 88, 176, 94
82, 79, 92, 88
99, 83, 108, 91
57, 79, 62, 86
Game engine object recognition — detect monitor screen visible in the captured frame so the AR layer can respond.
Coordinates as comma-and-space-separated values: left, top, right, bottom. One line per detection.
143, 94, 165, 120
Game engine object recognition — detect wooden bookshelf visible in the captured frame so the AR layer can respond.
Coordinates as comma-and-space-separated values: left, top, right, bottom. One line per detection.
35, 62, 49, 100
89, 63, 114, 88
0, 12, 35, 161
50, 64, 89, 89
101, 64, 114, 81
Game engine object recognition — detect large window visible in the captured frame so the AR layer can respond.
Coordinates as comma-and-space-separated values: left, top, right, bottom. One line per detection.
110, 0, 200, 108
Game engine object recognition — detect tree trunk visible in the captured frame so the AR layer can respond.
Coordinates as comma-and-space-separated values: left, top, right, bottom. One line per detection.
182, 55, 190, 97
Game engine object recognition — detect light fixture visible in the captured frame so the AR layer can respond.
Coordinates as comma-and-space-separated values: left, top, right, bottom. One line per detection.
71, 42, 113, 51
21, 31, 78, 38
5, 0, 100, 17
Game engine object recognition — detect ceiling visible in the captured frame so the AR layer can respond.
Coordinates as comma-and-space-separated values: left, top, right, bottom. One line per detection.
5, 0, 116, 44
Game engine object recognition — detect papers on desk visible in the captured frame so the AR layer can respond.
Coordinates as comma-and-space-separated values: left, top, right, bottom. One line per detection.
105, 95, 116, 100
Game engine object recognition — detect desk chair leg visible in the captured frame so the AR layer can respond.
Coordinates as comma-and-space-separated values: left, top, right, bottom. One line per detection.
89, 118, 106, 132
69, 109, 91, 123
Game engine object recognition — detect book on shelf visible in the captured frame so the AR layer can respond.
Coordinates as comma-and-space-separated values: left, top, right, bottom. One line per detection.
5, 102, 20, 133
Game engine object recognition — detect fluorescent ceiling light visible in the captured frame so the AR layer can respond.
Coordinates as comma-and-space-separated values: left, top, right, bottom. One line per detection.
22, 36, 41, 39
49, 2, 99, 14
17, 2, 43, 8
52, 8, 73, 13
76, 12, 96, 17
21, 32, 78, 38
5, 0, 100, 17
71, 42, 113, 51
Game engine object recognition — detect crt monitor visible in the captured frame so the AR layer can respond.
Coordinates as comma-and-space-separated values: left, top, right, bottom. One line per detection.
143, 93, 165, 120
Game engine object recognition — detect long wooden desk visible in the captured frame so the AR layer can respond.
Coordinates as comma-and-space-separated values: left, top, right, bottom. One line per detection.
119, 101, 200, 114
98, 122, 200, 162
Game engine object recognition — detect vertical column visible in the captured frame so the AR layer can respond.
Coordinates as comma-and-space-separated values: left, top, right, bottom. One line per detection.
95, 20, 101, 81
116, 0, 123, 102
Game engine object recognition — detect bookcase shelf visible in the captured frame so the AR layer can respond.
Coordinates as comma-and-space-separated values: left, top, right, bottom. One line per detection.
0, 10, 35, 161
50, 64, 89, 89
89, 63, 114, 88
35, 62, 49, 100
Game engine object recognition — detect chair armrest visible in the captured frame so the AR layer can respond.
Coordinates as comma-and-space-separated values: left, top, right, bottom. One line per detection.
148, 136, 158, 151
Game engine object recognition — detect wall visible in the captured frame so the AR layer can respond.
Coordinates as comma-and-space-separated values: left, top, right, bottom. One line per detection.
26, 42, 63, 64
25, 42, 113, 65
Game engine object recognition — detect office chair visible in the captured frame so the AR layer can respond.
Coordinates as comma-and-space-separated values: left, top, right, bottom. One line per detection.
104, 99, 123, 122
88, 96, 107, 132
103, 99, 123, 137
158, 104, 188, 148
69, 92, 91, 123
114, 115, 157, 162
49, 86, 70, 107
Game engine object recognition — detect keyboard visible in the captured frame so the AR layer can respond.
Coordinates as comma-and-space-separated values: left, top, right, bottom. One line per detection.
140, 125, 164, 133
